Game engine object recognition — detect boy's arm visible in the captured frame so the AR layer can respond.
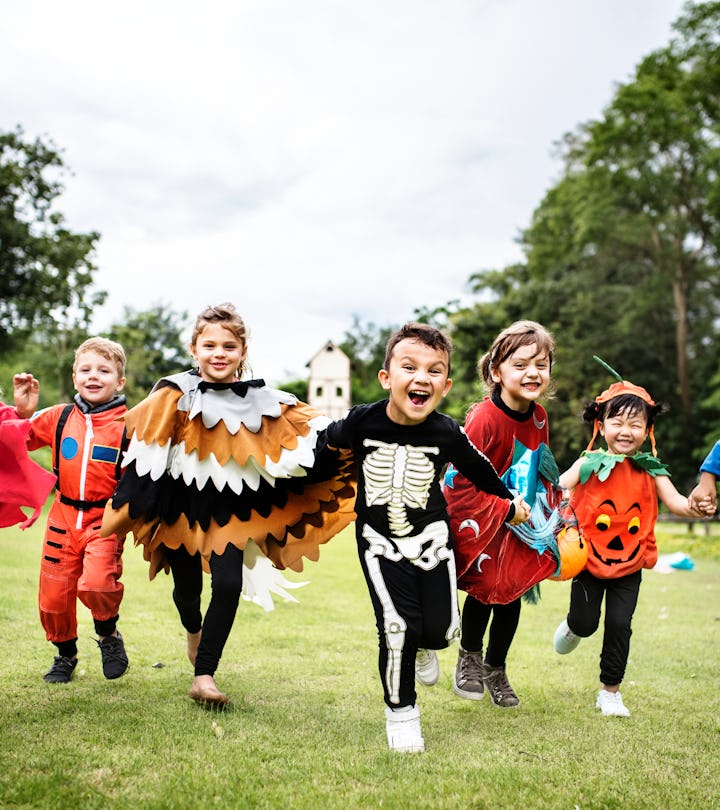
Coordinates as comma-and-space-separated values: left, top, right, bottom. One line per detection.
656, 475, 713, 517
452, 428, 530, 523
13, 373, 39, 419
700, 439, 720, 476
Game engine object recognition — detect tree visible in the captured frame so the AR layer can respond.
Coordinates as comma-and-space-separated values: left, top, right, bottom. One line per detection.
108, 304, 189, 406
340, 315, 396, 405
449, 1, 720, 485
0, 126, 105, 354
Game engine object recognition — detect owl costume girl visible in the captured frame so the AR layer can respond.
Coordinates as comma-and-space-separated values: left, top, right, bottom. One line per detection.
102, 369, 355, 703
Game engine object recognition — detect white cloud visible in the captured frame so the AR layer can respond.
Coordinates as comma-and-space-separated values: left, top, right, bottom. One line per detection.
1, 0, 687, 383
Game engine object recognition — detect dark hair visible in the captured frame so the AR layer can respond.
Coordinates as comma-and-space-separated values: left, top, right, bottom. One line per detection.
582, 393, 666, 427
383, 322, 452, 372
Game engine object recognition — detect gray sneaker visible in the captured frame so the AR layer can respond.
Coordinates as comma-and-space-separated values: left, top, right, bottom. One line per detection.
483, 665, 520, 708
453, 647, 486, 700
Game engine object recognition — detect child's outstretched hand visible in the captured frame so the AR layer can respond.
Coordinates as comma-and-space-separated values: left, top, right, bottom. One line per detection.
13, 373, 39, 419
508, 495, 531, 526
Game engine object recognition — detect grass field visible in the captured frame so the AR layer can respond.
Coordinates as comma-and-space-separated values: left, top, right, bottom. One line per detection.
0, 510, 718, 809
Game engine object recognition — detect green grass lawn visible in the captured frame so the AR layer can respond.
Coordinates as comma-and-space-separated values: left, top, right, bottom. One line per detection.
0, 510, 718, 809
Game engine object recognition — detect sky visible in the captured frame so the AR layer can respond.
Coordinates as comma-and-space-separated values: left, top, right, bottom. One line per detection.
2, 0, 688, 384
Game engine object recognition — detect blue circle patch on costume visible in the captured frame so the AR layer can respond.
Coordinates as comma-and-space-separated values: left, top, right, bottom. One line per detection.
61, 436, 79, 460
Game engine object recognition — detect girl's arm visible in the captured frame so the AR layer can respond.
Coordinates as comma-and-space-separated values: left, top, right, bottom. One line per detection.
558, 458, 583, 493
655, 475, 708, 517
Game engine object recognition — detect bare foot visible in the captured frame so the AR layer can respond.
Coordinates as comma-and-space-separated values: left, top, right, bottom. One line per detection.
188, 674, 228, 707
187, 630, 202, 666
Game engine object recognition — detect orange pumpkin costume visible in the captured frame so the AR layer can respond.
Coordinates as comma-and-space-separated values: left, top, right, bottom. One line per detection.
570, 450, 663, 578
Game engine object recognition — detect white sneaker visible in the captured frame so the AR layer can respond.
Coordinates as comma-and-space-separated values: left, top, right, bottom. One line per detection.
415, 648, 439, 686
596, 689, 631, 717
385, 705, 425, 753
553, 620, 581, 654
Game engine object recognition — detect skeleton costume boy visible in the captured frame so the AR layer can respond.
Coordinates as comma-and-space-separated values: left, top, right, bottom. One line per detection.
321, 400, 515, 714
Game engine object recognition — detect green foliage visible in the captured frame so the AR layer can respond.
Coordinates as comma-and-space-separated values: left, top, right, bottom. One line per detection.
0, 126, 105, 355
439, 1, 720, 488
0, 305, 190, 410
339, 315, 396, 405
279, 378, 309, 401
578, 450, 671, 484
107, 303, 189, 406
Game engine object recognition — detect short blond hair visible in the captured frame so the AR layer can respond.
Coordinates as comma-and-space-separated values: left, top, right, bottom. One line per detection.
74, 337, 126, 378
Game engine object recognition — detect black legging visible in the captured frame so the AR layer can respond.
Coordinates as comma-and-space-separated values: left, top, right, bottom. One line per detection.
166, 543, 244, 677
566, 569, 641, 687
459, 593, 521, 668
165, 546, 203, 634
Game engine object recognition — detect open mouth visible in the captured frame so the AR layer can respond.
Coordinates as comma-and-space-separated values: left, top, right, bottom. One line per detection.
409, 390, 430, 406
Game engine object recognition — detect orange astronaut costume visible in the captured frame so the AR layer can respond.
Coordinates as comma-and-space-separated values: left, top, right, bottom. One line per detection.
27, 395, 127, 645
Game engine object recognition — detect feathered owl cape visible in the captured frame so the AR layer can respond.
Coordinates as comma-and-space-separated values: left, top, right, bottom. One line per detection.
101, 372, 356, 590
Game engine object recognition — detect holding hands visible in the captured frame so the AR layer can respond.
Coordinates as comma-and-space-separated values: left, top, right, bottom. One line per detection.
508, 494, 531, 526
688, 474, 717, 516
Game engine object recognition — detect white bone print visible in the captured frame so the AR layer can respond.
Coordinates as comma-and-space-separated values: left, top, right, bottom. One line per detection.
363, 439, 438, 536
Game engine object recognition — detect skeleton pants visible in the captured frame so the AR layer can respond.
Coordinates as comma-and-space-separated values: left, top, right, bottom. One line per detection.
357, 523, 460, 709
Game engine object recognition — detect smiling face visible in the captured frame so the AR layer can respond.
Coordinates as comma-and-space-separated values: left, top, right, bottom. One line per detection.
190, 322, 248, 384
600, 407, 649, 456
72, 350, 125, 405
378, 337, 452, 425
490, 342, 550, 412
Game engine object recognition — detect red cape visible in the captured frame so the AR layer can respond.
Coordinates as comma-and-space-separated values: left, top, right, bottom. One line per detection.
0, 416, 56, 529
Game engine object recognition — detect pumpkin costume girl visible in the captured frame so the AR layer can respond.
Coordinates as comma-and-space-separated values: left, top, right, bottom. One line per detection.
553, 358, 706, 717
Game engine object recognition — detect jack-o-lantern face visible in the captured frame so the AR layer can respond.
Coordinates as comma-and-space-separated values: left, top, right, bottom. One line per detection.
589, 498, 642, 566
570, 457, 658, 578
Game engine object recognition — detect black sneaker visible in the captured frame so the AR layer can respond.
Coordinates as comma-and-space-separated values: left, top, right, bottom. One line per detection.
97, 632, 129, 679
44, 655, 77, 683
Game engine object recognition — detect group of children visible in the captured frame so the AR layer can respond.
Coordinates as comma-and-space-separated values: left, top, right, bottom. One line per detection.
1, 308, 718, 755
